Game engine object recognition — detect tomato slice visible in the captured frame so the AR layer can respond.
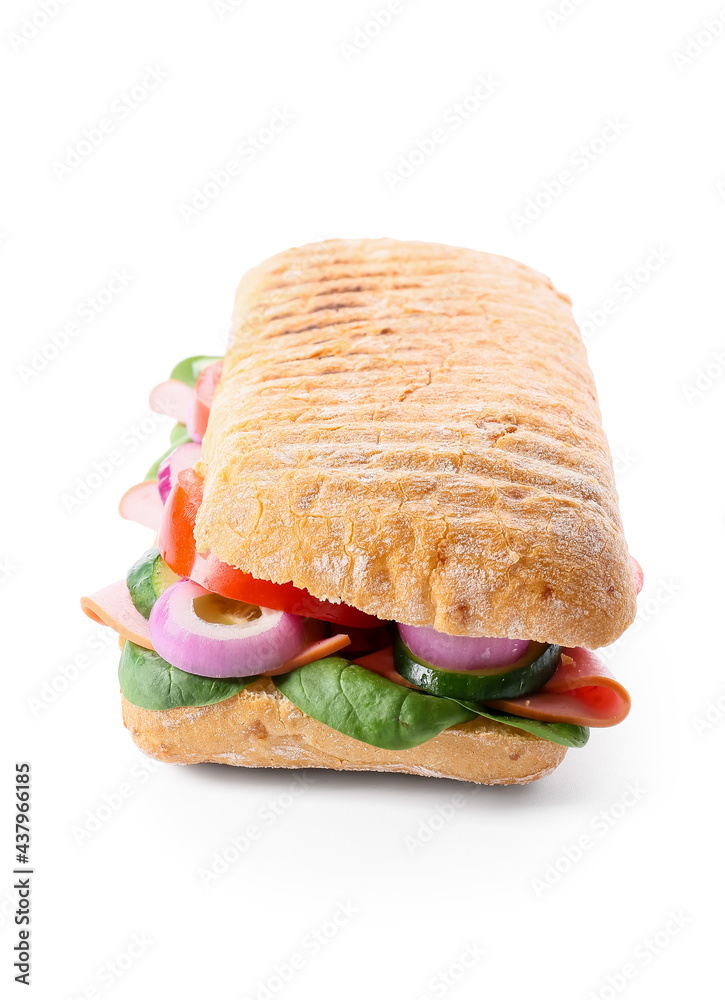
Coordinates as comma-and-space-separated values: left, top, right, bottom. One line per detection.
191, 549, 383, 627
157, 468, 384, 628
158, 468, 204, 578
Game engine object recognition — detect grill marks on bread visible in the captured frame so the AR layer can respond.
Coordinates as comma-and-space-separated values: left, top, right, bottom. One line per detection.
196, 239, 636, 646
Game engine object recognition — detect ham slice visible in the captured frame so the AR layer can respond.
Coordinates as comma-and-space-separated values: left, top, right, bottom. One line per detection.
354, 646, 630, 727
631, 556, 644, 595
488, 647, 631, 727
118, 479, 164, 531
119, 481, 164, 531
81, 580, 154, 650
353, 647, 418, 689
264, 633, 352, 675
149, 379, 195, 422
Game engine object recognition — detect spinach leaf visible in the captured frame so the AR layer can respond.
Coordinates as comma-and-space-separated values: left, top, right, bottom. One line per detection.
452, 699, 590, 748
144, 424, 193, 480
169, 422, 192, 447
119, 641, 257, 711
274, 657, 477, 750
169, 355, 222, 387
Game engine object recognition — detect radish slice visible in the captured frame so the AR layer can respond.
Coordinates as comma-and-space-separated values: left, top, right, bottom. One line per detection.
149, 580, 308, 678
631, 556, 644, 595
157, 442, 203, 504
149, 379, 195, 422
398, 623, 529, 671
81, 580, 153, 650
119, 481, 164, 530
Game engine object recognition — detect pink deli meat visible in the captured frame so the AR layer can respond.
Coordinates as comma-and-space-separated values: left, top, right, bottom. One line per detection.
488, 647, 631, 727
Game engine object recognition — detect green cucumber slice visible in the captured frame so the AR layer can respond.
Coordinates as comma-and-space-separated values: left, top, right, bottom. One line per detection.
394, 635, 561, 702
274, 657, 477, 751
120, 641, 257, 711
170, 355, 222, 388
452, 699, 590, 749
126, 547, 180, 619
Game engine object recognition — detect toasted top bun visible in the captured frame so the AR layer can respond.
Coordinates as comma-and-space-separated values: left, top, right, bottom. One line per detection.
195, 239, 635, 647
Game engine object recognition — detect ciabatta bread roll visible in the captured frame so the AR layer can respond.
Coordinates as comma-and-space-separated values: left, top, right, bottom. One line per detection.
196, 239, 636, 649
82, 239, 639, 786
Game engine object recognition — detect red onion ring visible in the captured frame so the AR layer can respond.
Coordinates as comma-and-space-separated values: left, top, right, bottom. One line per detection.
398, 623, 529, 671
157, 442, 203, 503
149, 580, 307, 678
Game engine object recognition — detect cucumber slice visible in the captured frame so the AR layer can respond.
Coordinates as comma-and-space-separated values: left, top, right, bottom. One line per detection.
394, 635, 561, 702
126, 547, 180, 619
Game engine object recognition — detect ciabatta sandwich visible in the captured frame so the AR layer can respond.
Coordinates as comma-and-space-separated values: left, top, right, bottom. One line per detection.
82, 239, 640, 785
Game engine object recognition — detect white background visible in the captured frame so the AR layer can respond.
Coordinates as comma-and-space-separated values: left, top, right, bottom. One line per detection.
3, 1, 723, 997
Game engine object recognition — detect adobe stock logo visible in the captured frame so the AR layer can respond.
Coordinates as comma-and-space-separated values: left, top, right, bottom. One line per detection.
586, 910, 692, 1000
691, 685, 725, 736
66, 933, 154, 998
339, 1, 409, 62
510, 117, 628, 232
178, 107, 295, 222
17, 269, 134, 386
672, 11, 725, 71
213, 0, 247, 18
413, 944, 487, 1000
404, 792, 470, 855
384, 75, 501, 191
530, 782, 646, 897
681, 348, 725, 403
545, 0, 590, 29
50, 68, 168, 180
7, 0, 72, 53
240, 902, 358, 1000
576, 246, 672, 344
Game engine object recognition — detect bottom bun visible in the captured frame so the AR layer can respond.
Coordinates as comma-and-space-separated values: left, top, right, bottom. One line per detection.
121, 679, 566, 785
123, 679, 566, 785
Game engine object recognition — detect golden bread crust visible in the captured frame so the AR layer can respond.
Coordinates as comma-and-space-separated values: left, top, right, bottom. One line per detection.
120, 680, 566, 785
196, 238, 635, 647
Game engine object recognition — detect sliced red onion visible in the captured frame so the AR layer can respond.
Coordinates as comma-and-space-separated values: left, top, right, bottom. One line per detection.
157, 441, 203, 503
119, 481, 165, 530
149, 580, 307, 678
149, 379, 195, 422
398, 623, 529, 672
